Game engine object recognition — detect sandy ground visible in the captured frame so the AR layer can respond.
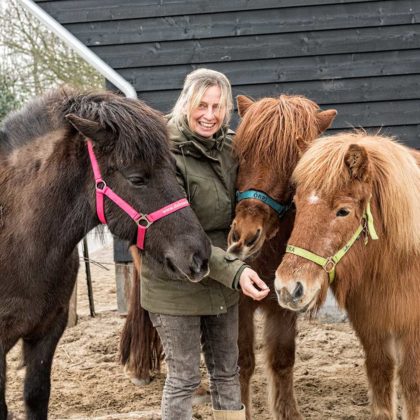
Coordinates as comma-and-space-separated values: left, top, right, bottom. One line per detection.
6, 244, 377, 419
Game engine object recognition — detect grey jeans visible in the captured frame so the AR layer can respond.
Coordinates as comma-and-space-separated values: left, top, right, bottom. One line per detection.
149, 304, 242, 420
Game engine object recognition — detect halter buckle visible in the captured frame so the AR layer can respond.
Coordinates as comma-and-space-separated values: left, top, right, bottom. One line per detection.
322, 257, 336, 273
95, 180, 107, 192
136, 214, 152, 228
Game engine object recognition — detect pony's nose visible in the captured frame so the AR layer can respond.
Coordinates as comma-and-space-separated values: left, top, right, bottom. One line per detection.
164, 255, 178, 274
278, 286, 293, 304
278, 282, 304, 304
190, 252, 208, 276
291, 282, 304, 300
229, 227, 239, 244
225, 242, 242, 260
245, 229, 261, 247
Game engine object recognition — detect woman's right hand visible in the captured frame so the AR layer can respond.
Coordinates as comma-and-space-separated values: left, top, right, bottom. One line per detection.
239, 268, 270, 301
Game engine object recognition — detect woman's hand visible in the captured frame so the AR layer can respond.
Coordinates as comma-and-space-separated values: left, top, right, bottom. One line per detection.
239, 268, 270, 300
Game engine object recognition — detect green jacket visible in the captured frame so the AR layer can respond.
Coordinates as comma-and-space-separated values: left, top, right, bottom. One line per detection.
140, 119, 247, 316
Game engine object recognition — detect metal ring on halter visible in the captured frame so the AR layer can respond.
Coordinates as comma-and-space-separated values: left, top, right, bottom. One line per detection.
136, 214, 153, 228
322, 257, 336, 273
95, 180, 107, 192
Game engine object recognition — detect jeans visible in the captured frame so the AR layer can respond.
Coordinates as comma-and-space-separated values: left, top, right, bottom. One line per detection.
149, 304, 242, 420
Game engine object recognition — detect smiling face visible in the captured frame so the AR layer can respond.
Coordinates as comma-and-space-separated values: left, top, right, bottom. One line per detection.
188, 85, 225, 138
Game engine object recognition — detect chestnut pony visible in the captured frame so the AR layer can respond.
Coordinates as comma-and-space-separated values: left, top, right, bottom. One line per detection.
0, 87, 210, 419
275, 132, 420, 419
226, 95, 336, 419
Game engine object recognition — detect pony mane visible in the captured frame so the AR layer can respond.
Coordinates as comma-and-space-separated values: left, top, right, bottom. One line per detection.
294, 131, 420, 255
0, 87, 170, 167
0, 93, 56, 153
233, 95, 321, 173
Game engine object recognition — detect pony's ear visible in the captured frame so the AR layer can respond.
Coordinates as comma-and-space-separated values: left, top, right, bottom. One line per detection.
344, 144, 370, 181
66, 114, 110, 143
317, 109, 337, 134
236, 95, 254, 118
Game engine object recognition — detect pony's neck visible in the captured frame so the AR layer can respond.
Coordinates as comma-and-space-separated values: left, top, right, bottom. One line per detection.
3, 134, 97, 260
331, 231, 409, 310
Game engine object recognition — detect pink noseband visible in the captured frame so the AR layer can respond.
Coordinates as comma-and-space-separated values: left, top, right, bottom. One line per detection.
86, 139, 189, 249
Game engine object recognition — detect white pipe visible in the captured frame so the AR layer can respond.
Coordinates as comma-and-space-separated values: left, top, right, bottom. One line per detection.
18, 0, 137, 99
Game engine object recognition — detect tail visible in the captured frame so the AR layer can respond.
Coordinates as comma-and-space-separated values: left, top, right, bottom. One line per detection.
119, 245, 163, 380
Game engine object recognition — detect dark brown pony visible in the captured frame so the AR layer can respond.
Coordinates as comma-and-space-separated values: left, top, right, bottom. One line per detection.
226, 95, 336, 419
275, 132, 420, 419
0, 87, 210, 419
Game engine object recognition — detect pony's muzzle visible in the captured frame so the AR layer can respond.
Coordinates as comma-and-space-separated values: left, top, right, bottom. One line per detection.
278, 284, 304, 306
275, 275, 321, 312
191, 252, 209, 278
164, 250, 209, 283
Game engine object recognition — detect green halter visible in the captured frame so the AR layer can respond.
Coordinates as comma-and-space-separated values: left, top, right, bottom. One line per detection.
285, 200, 379, 283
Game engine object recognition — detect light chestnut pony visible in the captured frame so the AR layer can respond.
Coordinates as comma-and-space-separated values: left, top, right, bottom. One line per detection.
227, 95, 336, 419
275, 132, 420, 419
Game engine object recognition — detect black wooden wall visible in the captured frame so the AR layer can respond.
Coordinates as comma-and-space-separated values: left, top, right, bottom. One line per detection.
36, 0, 420, 148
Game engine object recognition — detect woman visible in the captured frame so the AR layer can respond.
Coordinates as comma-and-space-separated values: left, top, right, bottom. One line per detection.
141, 68, 269, 420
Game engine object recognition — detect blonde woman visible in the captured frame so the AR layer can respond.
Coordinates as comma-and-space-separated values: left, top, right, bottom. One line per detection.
141, 68, 269, 420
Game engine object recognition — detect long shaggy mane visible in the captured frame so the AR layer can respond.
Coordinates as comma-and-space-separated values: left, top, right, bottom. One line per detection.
294, 131, 420, 256
0, 86, 170, 167
233, 95, 321, 173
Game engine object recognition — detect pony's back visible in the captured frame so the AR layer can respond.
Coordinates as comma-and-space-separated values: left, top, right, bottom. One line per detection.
0, 92, 62, 156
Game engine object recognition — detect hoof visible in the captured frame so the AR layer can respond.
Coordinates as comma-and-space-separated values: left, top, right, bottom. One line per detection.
130, 376, 151, 386
123, 365, 151, 386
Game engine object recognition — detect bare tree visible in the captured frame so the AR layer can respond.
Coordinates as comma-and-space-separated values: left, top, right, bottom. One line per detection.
0, 0, 104, 102
0, 72, 20, 121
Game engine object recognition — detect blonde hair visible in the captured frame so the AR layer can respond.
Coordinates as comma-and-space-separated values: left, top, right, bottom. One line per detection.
170, 68, 233, 129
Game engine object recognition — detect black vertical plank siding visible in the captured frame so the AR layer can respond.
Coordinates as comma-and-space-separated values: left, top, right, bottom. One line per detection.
35, 0, 420, 147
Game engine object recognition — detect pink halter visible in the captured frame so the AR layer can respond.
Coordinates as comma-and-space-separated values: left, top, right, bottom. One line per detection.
86, 139, 190, 249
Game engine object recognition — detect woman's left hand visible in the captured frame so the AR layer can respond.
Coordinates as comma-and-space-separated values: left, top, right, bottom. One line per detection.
239, 268, 270, 301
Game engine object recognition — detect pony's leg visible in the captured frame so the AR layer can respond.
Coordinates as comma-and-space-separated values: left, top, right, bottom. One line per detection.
263, 305, 301, 420
0, 336, 20, 420
238, 296, 256, 420
398, 332, 420, 419
22, 309, 68, 420
359, 332, 396, 420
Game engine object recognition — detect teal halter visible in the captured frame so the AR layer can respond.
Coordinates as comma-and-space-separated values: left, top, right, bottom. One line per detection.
236, 189, 290, 218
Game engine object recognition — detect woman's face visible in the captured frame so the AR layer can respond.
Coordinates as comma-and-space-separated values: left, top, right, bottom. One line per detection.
189, 85, 226, 138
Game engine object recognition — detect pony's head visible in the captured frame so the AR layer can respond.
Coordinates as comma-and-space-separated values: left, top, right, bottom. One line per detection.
275, 132, 420, 312
58, 89, 210, 281
227, 94, 336, 260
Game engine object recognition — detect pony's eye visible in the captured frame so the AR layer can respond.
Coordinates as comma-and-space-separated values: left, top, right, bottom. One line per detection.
128, 176, 145, 187
336, 208, 350, 217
